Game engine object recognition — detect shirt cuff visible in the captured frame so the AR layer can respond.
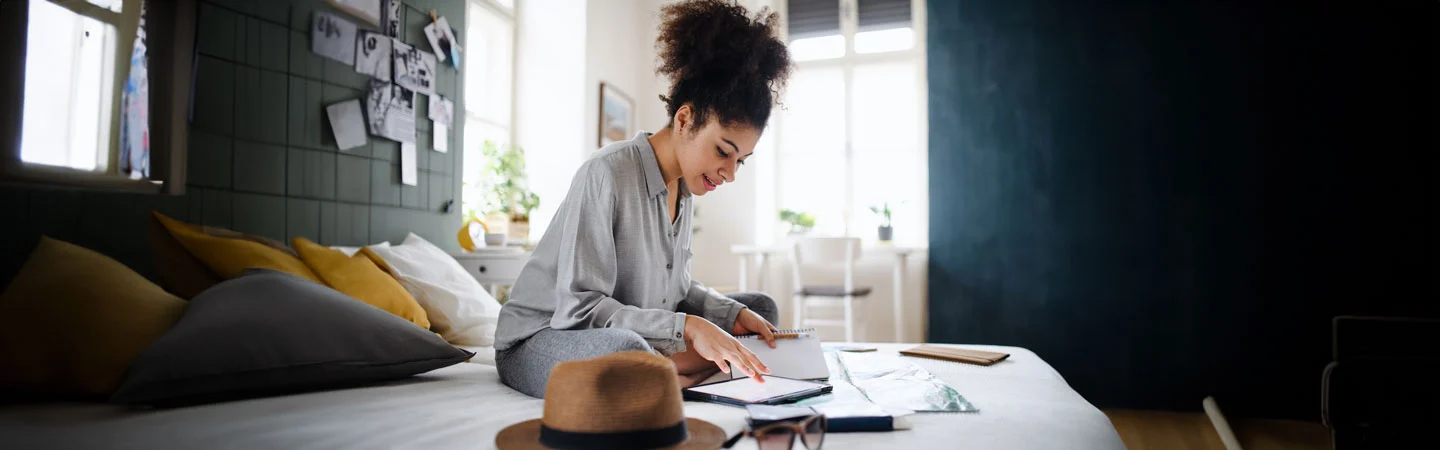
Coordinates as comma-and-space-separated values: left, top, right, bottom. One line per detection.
720, 302, 745, 334
658, 312, 688, 355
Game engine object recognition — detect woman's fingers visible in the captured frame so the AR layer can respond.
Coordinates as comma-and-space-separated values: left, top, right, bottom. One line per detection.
714, 357, 730, 373
729, 347, 767, 383
757, 324, 777, 349
731, 352, 758, 378
741, 347, 770, 376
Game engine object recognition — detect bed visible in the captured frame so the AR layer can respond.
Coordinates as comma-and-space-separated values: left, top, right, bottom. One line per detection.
0, 344, 1125, 449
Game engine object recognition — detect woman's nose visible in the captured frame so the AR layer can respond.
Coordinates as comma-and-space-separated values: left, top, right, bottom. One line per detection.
719, 165, 737, 182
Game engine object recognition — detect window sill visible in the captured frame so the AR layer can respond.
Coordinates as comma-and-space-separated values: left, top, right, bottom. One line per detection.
1, 163, 164, 194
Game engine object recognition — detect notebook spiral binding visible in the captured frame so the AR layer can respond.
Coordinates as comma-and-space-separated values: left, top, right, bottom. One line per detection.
736, 328, 817, 339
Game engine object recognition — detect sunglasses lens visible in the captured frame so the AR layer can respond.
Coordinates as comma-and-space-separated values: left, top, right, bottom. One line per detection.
756, 428, 795, 450
802, 417, 826, 449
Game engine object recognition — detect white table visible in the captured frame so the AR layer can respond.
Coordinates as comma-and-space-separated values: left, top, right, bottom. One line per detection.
731, 244, 920, 342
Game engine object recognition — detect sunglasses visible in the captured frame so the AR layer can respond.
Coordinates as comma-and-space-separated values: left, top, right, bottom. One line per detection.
722, 414, 826, 450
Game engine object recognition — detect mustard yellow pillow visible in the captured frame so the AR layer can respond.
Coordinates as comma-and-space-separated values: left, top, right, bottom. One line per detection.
153, 212, 321, 284
0, 237, 188, 397
292, 238, 430, 330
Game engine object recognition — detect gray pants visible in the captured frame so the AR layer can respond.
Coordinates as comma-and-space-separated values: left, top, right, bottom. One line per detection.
496, 292, 778, 398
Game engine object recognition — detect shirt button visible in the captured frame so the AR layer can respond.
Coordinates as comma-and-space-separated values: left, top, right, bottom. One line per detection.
675, 332, 683, 338
666, 263, 673, 269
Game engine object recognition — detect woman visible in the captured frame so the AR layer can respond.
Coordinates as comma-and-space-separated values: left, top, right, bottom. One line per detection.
493, 0, 793, 398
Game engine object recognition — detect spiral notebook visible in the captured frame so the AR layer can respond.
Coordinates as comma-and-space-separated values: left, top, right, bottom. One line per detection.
730, 328, 830, 381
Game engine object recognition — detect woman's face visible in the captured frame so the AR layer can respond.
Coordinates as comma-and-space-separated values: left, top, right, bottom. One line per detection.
673, 107, 761, 197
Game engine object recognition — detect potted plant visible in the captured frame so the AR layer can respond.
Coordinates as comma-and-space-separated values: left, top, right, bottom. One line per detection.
778, 209, 816, 235
478, 141, 541, 244
869, 202, 893, 242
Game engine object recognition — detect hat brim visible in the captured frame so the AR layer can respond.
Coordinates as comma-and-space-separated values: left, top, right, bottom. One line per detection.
496, 418, 727, 450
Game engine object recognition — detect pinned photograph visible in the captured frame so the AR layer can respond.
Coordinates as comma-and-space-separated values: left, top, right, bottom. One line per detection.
312, 12, 357, 65
428, 96, 453, 125
423, 16, 460, 64
326, 99, 368, 151
364, 80, 416, 143
355, 31, 391, 81
392, 41, 437, 96
382, 0, 401, 38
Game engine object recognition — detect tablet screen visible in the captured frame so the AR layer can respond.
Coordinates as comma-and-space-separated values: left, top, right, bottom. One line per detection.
686, 376, 824, 403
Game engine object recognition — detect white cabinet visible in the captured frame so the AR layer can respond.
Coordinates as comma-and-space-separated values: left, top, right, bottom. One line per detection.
452, 251, 531, 296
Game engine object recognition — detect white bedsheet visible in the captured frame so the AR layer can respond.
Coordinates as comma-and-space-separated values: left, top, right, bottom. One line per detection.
456, 345, 496, 366
0, 344, 1124, 450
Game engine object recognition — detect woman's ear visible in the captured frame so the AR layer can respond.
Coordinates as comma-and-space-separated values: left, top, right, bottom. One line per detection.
673, 104, 693, 134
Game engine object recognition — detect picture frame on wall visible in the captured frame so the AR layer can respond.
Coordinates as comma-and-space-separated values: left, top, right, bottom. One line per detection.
598, 82, 633, 148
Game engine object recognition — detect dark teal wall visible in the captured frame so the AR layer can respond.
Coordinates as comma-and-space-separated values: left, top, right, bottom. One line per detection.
926, 0, 1435, 419
1, 0, 466, 285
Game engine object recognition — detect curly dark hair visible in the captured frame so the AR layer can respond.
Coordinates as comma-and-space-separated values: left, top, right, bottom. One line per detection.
655, 0, 792, 131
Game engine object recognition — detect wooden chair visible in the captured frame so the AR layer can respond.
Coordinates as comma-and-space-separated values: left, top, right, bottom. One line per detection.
789, 237, 871, 342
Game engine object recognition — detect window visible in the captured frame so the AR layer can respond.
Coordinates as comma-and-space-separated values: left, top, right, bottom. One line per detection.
776, 0, 927, 245
461, 0, 516, 221
1, 0, 195, 193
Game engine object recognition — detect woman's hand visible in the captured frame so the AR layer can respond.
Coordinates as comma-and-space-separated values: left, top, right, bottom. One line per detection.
685, 315, 770, 383
731, 308, 780, 349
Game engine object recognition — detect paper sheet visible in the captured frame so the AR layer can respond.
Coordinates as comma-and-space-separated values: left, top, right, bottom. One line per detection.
355, 31, 391, 81
312, 12, 357, 65
364, 80, 415, 143
392, 41, 437, 96
326, 99, 368, 151
400, 142, 418, 186
433, 123, 448, 152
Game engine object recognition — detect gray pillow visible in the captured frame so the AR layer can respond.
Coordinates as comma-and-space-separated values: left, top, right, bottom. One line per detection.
111, 269, 473, 406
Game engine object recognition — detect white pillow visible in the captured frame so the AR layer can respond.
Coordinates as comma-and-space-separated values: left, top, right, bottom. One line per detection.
367, 233, 502, 346
330, 242, 389, 256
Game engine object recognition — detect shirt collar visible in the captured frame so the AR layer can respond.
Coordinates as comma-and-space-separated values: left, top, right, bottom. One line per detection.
635, 131, 690, 199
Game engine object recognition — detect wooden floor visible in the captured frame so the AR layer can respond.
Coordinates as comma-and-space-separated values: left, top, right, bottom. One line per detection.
1104, 409, 1331, 450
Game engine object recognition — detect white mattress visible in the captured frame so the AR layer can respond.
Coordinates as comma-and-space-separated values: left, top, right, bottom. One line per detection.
0, 344, 1124, 450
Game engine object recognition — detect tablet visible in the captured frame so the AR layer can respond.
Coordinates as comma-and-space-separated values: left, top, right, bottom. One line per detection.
682, 376, 832, 407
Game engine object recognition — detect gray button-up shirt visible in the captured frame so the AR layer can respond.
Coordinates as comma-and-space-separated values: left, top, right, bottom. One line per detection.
493, 132, 745, 355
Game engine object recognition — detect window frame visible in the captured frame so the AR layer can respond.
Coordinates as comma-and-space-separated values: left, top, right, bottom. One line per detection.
0, 0, 195, 194
774, 0, 928, 244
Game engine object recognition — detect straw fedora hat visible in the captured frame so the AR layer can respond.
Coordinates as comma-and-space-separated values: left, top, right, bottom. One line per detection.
495, 351, 726, 450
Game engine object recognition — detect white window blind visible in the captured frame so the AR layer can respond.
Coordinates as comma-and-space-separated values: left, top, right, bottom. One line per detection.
857, 0, 910, 30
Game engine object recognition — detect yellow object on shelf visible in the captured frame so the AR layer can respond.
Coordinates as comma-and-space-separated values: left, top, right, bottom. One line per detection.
457, 218, 490, 252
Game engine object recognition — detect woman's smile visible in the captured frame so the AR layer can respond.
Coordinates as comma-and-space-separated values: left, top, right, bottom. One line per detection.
701, 174, 721, 191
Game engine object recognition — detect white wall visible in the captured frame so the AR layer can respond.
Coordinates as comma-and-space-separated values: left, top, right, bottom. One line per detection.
585, 0, 647, 151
